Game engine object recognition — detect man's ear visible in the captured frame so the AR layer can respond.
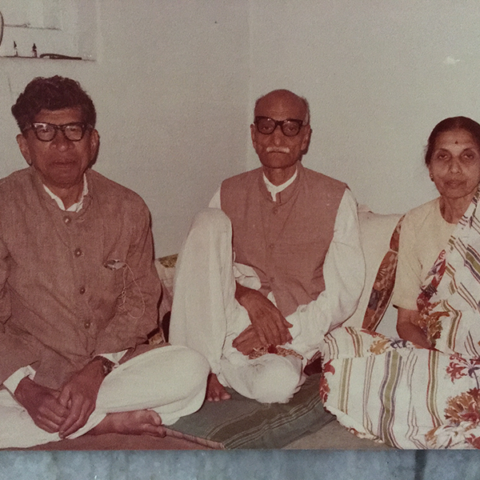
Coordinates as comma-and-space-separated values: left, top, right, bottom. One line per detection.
88, 129, 100, 164
301, 125, 312, 152
16, 134, 32, 165
250, 124, 259, 151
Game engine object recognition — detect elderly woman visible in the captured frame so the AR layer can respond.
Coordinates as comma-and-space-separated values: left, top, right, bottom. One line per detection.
321, 117, 480, 449
395, 116, 480, 354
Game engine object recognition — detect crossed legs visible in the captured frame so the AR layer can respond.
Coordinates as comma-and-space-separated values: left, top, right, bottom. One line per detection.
0, 345, 209, 449
170, 209, 303, 404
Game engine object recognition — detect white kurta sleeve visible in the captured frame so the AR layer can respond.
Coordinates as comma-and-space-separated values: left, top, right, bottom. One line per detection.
208, 187, 222, 209
3, 366, 36, 394
287, 189, 365, 357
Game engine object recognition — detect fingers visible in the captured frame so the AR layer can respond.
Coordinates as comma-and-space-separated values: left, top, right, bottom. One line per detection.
278, 320, 293, 345
238, 287, 293, 346
15, 379, 68, 433
59, 396, 94, 438
233, 338, 254, 355
255, 318, 279, 346
258, 311, 291, 346
253, 305, 292, 346
34, 403, 68, 433
58, 385, 94, 437
58, 385, 71, 408
41, 395, 69, 422
57, 364, 103, 437
276, 313, 293, 345
232, 325, 256, 346
233, 326, 266, 355
34, 417, 63, 434
282, 318, 293, 329
232, 326, 258, 354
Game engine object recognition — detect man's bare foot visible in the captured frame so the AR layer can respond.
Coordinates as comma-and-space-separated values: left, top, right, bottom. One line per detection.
90, 410, 166, 437
207, 373, 231, 402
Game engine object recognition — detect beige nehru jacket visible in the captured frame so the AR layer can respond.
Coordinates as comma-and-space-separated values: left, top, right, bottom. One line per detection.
221, 163, 346, 317
0, 167, 161, 389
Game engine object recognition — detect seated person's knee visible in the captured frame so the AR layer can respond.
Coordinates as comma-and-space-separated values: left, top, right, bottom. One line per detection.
174, 347, 210, 393
250, 355, 302, 404
191, 208, 230, 234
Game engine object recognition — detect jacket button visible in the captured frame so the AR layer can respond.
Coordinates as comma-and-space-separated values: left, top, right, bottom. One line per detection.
84, 321, 91, 329
79, 287, 86, 294
272, 207, 278, 214
74, 248, 82, 257
64, 216, 71, 224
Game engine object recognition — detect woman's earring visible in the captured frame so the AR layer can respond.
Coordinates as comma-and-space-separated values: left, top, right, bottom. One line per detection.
429, 173, 434, 181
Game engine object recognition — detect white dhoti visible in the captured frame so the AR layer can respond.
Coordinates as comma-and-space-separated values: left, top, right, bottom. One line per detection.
170, 209, 306, 404
0, 345, 209, 449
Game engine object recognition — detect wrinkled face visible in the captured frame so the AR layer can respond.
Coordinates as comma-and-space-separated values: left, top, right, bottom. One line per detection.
428, 128, 480, 203
16, 107, 99, 193
250, 91, 311, 173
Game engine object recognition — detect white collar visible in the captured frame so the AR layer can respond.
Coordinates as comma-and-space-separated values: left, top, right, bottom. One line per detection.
263, 168, 298, 202
43, 175, 89, 212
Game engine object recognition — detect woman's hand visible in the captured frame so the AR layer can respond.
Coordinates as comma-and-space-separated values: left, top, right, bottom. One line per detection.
397, 307, 433, 349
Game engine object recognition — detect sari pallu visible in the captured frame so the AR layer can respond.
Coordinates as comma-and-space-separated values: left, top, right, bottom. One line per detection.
416, 188, 480, 357
320, 189, 480, 449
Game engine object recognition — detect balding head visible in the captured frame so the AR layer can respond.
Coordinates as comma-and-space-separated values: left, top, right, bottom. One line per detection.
254, 89, 310, 125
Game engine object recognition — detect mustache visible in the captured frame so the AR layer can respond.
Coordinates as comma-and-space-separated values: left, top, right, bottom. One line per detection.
266, 146, 290, 153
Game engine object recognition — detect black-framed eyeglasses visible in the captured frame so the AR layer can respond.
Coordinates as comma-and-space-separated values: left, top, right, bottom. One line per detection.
25, 122, 91, 142
254, 116, 306, 137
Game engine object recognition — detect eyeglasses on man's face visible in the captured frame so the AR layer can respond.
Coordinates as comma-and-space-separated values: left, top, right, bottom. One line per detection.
25, 122, 91, 142
254, 116, 306, 137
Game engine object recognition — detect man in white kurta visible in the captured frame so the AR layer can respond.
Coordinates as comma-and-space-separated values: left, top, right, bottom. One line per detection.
170, 89, 365, 404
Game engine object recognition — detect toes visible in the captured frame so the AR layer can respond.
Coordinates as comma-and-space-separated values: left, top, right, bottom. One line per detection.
141, 423, 166, 437
221, 391, 232, 400
143, 410, 162, 426
207, 387, 230, 402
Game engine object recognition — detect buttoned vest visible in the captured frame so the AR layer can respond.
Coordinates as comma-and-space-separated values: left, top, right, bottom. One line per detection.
221, 163, 346, 317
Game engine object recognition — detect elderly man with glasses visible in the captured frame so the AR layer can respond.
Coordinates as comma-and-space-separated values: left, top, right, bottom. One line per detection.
0, 76, 209, 448
170, 89, 365, 404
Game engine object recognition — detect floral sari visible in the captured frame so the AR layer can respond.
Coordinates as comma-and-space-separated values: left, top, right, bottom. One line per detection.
416, 189, 480, 357
321, 189, 480, 449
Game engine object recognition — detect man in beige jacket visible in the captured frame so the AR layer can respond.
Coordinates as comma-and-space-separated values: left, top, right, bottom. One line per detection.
0, 76, 208, 448
171, 89, 364, 404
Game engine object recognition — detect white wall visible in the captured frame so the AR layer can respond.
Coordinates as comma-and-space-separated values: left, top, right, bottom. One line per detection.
249, 0, 480, 215
1, 0, 480, 254
0, 0, 250, 255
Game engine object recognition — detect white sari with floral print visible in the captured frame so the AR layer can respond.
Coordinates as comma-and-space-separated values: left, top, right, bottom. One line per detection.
321, 189, 480, 449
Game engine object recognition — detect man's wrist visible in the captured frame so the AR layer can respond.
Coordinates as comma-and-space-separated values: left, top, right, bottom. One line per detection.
92, 356, 115, 376
234, 281, 247, 301
235, 281, 256, 304
14, 376, 34, 404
